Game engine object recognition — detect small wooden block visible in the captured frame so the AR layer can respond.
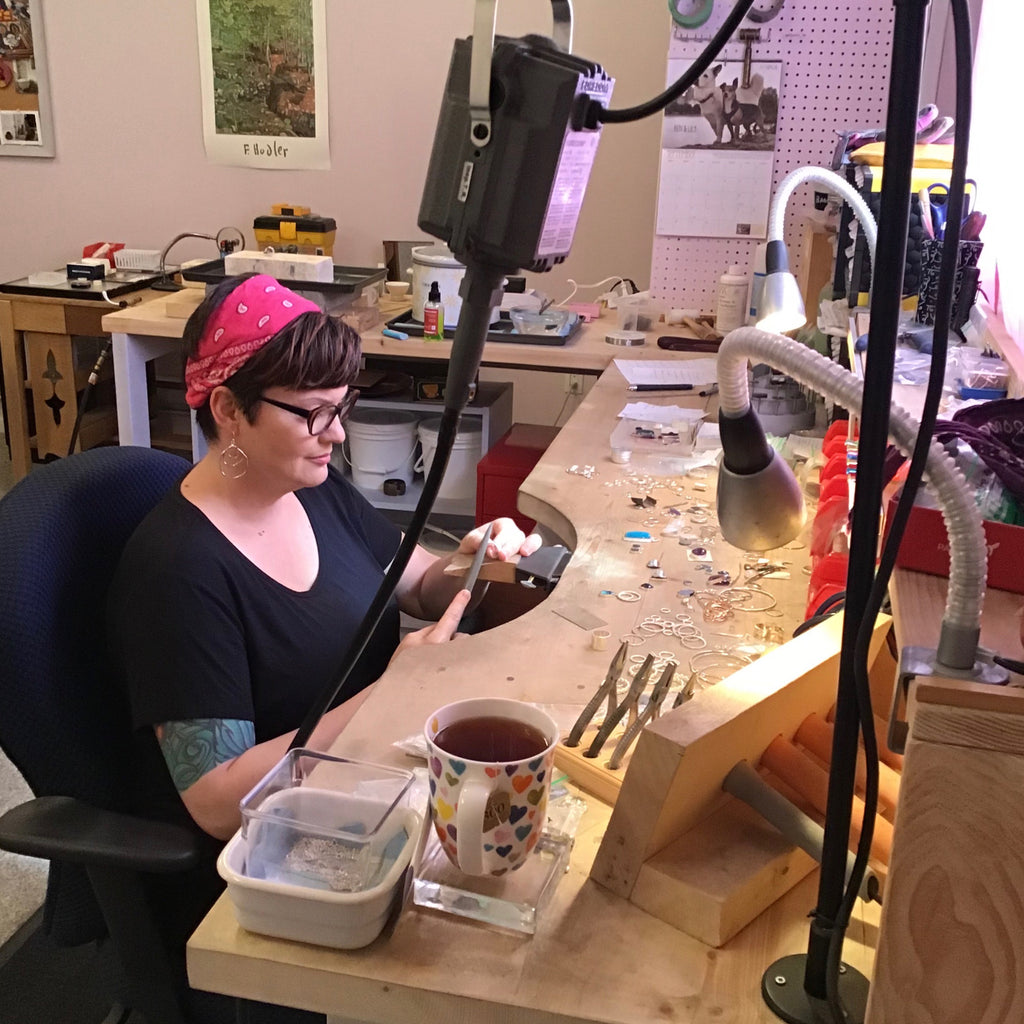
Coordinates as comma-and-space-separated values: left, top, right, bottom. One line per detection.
443, 551, 520, 584
630, 797, 818, 948
164, 291, 204, 319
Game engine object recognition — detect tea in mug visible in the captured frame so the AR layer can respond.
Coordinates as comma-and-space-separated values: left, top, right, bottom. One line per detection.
433, 715, 548, 763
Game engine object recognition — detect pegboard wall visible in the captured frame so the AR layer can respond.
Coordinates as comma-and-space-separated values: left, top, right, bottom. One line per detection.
651, 0, 896, 313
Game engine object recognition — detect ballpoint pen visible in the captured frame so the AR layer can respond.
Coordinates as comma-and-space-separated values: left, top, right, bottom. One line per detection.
626, 383, 697, 392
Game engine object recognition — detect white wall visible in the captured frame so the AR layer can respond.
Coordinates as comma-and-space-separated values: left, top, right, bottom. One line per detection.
2, 1, 669, 425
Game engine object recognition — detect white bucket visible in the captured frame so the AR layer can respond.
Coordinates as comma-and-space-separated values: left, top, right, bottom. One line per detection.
344, 409, 419, 491
415, 417, 483, 501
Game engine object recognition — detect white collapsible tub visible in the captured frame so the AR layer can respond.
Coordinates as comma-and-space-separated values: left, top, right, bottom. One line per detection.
344, 409, 419, 490
416, 416, 483, 501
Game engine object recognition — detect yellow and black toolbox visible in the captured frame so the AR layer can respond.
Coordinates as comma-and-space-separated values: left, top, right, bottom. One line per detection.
253, 204, 337, 256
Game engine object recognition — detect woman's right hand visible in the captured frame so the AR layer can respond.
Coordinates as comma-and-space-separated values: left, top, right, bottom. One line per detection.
392, 588, 472, 662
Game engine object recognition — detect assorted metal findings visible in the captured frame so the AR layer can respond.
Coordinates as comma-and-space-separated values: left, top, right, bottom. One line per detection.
630, 494, 657, 508
617, 590, 641, 602
566, 464, 597, 478
688, 648, 754, 687
608, 661, 678, 769
726, 585, 778, 613
565, 641, 629, 747
754, 622, 786, 646
584, 654, 656, 758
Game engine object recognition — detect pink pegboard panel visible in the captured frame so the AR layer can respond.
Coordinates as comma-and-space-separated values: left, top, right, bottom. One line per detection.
652, 0, 895, 314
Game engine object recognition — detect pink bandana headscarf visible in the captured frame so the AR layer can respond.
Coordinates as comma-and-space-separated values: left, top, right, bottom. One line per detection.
184, 274, 320, 408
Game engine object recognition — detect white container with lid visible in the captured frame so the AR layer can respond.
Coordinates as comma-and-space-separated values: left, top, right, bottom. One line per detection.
408, 244, 501, 327
715, 265, 749, 334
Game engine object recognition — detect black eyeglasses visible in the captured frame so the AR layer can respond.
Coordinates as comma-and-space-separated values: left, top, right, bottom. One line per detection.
258, 389, 360, 435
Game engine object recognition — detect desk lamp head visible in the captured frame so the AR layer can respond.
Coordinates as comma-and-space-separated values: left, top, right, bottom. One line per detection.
757, 166, 880, 332
717, 399, 805, 552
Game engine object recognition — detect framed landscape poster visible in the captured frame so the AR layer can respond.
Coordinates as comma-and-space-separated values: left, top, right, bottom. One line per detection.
0, 0, 56, 158
196, 0, 329, 170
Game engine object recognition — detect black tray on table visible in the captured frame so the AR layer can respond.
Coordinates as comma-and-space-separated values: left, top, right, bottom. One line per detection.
385, 310, 581, 347
181, 260, 386, 296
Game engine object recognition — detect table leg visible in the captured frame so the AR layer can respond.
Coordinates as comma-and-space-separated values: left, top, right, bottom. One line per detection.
111, 330, 180, 449
0, 298, 31, 480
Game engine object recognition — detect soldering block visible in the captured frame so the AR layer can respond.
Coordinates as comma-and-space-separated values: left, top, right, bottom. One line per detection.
225, 250, 334, 283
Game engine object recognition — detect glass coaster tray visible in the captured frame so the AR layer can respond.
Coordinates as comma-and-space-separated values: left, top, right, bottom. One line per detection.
411, 795, 585, 934
412, 829, 571, 934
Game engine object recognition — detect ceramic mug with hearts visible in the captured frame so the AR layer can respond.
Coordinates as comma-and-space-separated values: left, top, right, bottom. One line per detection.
424, 698, 558, 877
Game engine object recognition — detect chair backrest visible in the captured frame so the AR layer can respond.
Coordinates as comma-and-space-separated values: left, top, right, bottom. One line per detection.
0, 445, 189, 941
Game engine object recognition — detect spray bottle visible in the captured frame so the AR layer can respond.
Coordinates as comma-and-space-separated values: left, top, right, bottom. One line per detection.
423, 280, 445, 340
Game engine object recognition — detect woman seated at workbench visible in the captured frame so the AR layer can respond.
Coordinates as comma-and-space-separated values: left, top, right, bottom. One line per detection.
108, 273, 539, 858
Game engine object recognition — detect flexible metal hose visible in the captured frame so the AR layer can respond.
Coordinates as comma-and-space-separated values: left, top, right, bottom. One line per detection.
717, 326, 985, 669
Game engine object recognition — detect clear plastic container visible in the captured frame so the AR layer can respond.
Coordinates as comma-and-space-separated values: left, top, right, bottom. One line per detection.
239, 749, 416, 893
509, 307, 575, 335
616, 294, 666, 333
220, 750, 429, 950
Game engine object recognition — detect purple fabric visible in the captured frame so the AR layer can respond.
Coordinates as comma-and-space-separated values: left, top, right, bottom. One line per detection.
933, 398, 1024, 502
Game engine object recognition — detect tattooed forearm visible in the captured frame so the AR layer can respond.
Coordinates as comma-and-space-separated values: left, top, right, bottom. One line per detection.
156, 718, 255, 792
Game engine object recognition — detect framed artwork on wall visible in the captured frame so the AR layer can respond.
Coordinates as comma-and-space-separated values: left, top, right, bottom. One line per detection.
0, 0, 55, 158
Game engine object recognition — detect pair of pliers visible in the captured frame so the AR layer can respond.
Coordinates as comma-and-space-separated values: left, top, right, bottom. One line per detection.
564, 641, 629, 748
607, 661, 678, 769
584, 654, 657, 759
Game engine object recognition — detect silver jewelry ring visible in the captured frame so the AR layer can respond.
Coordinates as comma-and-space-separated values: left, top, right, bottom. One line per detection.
617, 590, 641, 602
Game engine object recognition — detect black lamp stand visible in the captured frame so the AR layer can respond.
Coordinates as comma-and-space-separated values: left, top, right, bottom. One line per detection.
761, 1, 932, 1021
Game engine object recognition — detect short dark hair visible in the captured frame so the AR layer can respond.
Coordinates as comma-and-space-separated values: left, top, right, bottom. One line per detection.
184, 274, 361, 441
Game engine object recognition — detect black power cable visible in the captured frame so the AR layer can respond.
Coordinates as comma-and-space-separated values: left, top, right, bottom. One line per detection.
66, 339, 113, 459
289, 261, 506, 750
592, 0, 756, 125
829, 3, 974, 1020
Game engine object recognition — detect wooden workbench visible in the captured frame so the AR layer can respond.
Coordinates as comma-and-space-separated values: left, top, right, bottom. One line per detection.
186, 357, 882, 1023
0, 289, 156, 480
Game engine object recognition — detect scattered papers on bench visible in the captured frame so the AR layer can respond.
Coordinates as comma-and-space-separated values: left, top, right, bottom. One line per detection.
613, 357, 718, 388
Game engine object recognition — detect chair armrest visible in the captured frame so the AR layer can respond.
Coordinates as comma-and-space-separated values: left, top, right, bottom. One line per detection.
0, 795, 203, 873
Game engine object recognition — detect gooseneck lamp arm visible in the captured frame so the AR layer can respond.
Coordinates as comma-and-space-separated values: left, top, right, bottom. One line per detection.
759, 167, 878, 332
716, 325, 987, 669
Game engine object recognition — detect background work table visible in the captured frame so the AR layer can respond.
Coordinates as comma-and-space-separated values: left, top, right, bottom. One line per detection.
186, 359, 881, 1023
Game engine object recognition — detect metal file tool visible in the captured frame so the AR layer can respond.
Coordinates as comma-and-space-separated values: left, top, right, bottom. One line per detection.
462, 522, 493, 593
607, 661, 678, 770
564, 641, 628, 748
584, 654, 656, 759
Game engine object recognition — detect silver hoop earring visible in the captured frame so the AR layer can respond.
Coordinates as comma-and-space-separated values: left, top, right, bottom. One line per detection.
219, 434, 248, 479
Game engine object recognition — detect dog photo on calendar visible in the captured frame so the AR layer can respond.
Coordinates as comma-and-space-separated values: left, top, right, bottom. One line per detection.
661, 59, 781, 152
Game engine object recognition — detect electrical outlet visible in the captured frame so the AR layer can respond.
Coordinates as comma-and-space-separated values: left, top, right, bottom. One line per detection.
566, 373, 585, 396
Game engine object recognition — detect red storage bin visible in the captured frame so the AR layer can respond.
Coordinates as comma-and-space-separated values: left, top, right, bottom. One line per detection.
475, 424, 559, 533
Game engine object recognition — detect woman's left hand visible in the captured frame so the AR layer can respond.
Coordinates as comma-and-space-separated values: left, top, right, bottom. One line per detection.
457, 518, 543, 562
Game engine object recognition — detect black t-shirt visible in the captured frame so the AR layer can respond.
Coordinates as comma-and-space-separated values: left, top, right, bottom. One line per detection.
107, 466, 402, 828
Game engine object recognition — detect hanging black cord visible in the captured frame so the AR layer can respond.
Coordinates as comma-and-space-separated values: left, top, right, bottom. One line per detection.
594, 0, 755, 124
66, 338, 113, 459
289, 261, 507, 751
823, 1, 974, 1019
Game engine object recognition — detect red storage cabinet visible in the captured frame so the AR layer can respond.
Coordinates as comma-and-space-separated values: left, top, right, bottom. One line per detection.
476, 425, 559, 533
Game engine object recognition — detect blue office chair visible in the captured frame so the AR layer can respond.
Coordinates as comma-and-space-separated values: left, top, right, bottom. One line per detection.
0, 446, 204, 1024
